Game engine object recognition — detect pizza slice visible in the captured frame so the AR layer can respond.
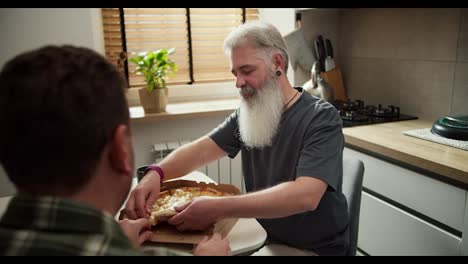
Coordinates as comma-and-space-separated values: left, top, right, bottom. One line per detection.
149, 186, 230, 226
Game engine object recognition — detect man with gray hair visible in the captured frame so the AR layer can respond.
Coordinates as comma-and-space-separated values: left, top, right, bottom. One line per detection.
124, 21, 348, 256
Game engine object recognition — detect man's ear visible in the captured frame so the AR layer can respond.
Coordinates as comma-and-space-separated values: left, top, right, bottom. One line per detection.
108, 124, 132, 175
273, 53, 285, 72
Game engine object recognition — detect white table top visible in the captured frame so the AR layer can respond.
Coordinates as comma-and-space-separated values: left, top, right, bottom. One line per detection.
143, 218, 266, 256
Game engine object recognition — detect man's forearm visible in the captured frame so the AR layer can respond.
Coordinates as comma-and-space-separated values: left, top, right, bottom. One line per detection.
156, 142, 201, 180
155, 136, 226, 180
216, 177, 327, 219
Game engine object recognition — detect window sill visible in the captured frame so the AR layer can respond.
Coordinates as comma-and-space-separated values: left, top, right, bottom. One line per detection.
126, 81, 238, 106
130, 98, 239, 123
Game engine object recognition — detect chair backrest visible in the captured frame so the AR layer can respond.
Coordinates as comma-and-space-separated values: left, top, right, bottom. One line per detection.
341, 158, 364, 256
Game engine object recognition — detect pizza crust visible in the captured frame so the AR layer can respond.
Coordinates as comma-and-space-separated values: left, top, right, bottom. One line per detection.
150, 186, 230, 226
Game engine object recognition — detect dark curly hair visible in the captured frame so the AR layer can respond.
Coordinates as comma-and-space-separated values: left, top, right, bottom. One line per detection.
0, 45, 129, 196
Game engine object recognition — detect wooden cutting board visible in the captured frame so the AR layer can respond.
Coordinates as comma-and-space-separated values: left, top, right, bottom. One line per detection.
320, 66, 347, 101
149, 218, 239, 244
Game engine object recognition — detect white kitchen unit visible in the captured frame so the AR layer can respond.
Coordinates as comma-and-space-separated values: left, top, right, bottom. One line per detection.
345, 147, 466, 255
342, 119, 468, 256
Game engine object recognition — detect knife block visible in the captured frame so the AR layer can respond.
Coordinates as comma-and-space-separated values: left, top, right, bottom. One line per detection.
320, 66, 347, 101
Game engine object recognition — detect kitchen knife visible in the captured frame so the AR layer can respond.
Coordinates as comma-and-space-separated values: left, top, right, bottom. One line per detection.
314, 38, 320, 61
315, 36, 326, 72
325, 38, 336, 71
325, 38, 334, 58
314, 38, 323, 72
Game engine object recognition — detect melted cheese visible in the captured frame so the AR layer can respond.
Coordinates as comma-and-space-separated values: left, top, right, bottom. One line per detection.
154, 189, 193, 212
149, 187, 229, 225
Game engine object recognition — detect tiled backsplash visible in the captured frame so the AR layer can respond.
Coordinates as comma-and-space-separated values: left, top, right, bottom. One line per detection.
338, 8, 468, 120
298, 8, 468, 121
452, 63, 468, 115
457, 9, 468, 62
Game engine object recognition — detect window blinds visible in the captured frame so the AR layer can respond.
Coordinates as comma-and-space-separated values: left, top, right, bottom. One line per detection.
102, 8, 259, 88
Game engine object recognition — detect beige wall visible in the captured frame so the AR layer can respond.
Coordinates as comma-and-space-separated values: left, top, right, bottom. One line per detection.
337, 8, 468, 120
0, 8, 104, 68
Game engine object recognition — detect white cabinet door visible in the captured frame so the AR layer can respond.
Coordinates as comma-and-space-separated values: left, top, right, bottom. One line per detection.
461, 194, 468, 256
359, 192, 461, 255
344, 147, 466, 232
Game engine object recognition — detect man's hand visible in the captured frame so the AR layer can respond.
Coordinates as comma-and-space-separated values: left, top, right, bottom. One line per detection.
124, 170, 161, 219
168, 197, 220, 231
193, 233, 231, 256
118, 218, 153, 248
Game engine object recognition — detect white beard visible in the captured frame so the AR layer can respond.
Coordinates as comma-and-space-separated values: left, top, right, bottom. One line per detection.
238, 76, 284, 149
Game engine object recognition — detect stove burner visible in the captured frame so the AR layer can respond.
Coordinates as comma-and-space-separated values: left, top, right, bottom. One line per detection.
342, 99, 364, 111
333, 99, 417, 127
370, 104, 400, 118
342, 111, 369, 122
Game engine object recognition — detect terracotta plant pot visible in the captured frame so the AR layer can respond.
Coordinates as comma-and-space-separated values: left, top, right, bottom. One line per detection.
138, 87, 168, 113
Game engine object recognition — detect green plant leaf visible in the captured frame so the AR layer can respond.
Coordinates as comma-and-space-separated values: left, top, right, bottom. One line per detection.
155, 50, 166, 61
157, 60, 167, 68
129, 57, 140, 64
129, 48, 178, 93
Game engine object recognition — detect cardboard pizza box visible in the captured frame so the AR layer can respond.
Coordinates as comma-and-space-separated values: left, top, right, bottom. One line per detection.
148, 180, 241, 244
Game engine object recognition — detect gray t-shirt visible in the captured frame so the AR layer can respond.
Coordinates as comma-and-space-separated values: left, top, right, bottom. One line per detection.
208, 87, 349, 256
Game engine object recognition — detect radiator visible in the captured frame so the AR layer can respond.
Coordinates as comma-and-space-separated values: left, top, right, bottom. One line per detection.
153, 140, 245, 193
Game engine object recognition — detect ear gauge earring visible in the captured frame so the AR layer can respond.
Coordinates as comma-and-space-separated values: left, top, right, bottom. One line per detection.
275, 70, 282, 76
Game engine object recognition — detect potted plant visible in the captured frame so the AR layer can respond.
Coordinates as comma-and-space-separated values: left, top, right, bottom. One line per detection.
129, 48, 178, 113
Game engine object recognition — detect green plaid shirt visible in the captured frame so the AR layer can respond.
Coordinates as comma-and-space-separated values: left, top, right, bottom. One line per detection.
0, 196, 182, 256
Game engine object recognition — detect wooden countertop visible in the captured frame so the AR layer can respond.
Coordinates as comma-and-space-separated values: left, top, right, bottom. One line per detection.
343, 119, 468, 187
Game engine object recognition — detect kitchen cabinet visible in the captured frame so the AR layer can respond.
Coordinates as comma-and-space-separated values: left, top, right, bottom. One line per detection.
345, 147, 466, 255
359, 191, 461, 255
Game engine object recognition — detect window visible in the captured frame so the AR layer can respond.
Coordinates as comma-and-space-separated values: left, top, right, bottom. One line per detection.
101, 8, 259, 89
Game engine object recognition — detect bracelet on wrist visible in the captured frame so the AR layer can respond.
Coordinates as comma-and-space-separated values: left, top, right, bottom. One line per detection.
145, 165, 165, 182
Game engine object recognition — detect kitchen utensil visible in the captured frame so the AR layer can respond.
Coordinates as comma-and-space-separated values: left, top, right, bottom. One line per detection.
324, 39, 336, 71
314, 35, 327, 72
320, 66, 347, 101
314, 38, 323, 72
430, 115, 468, 140
318, 35, 327, 72
313, 38, 320, 62
303, 61, 334, 101
444, 115, 468, 126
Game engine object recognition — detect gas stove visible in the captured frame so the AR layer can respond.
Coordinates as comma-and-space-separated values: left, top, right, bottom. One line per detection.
332, 99, 418, 127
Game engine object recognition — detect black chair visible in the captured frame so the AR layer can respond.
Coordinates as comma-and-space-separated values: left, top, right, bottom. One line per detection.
342, 158, 365, 256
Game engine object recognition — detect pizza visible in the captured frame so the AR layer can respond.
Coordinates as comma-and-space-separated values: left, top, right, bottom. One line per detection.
149, 186, 231, 226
